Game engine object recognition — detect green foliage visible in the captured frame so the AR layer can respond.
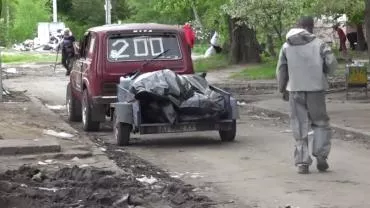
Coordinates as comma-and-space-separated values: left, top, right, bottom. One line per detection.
9, 0, 50, 42
126, 0, 190, 24
307, 0, 365, 24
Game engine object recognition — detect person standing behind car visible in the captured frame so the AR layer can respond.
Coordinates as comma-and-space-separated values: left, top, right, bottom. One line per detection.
276, 16, 338, 174
58, 29, 76, 76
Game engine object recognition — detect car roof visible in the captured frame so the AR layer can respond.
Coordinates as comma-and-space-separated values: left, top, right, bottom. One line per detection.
88, 23, 182, 33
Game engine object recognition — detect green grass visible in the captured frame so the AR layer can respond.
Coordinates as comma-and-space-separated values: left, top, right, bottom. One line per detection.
192, 43, 209, 55
1, 53, 58, 64
232, 61, 276, 80
193, 54, 229, 72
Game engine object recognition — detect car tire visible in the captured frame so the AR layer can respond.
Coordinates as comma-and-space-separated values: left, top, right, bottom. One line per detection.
114, 113, 131, 146
82, 89, 100, 131
219, 120, 236, 142
66, 83, 82, 122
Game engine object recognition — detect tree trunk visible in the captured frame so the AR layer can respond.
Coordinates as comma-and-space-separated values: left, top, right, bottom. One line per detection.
266, 34, 276, 57
356, 24, 366, 51
228, 17, 261, 64
366, 0, 370, 60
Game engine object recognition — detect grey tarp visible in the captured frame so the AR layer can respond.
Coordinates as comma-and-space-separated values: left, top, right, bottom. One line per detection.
128, 69, 226, 124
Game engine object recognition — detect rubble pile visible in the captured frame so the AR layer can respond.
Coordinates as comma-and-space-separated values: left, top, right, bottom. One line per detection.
12, 30, 64, 52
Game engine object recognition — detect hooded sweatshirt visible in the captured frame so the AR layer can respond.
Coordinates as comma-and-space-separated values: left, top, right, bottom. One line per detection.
276, 28, 337, 92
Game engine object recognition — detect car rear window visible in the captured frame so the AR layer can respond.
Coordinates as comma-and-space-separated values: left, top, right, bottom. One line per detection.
107, 34, 182, 62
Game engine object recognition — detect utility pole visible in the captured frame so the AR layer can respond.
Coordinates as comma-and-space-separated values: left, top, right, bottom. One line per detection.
105, 0, 112, 24
52, 0, 57, 22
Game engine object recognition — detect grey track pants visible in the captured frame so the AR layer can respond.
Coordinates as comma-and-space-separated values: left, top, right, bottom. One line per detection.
289, 91, 332, 166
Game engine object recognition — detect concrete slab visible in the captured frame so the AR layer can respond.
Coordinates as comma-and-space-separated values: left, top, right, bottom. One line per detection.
0, 138, 61, 155
250, 98, 370, 137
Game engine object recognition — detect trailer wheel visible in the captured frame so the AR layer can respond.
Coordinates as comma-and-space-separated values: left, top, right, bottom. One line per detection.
219, 120, 236, 142
82, 90, 100, 131
114, 114, 131, 146
66, 83, 82, 122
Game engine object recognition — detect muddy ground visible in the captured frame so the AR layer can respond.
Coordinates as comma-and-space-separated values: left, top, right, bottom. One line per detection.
0, 162, 211, 208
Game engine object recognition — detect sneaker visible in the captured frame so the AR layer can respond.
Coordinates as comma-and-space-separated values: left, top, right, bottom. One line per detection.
316, 158, 329, 172
297, 164, 309, 174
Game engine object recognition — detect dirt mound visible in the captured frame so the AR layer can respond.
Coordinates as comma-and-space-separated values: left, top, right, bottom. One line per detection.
0, 165, 212, 208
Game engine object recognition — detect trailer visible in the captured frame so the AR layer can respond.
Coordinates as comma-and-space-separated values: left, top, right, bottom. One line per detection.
111, 75, 239, 146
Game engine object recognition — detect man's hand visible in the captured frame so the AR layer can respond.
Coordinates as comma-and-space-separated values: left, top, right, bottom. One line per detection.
282, 91, 289, 102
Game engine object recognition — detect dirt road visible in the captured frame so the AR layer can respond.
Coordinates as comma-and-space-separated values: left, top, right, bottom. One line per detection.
4, 64, 370, 207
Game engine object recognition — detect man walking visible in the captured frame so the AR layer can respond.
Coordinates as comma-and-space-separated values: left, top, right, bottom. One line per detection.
276, 16, 338, 174
58, 29, 76, 76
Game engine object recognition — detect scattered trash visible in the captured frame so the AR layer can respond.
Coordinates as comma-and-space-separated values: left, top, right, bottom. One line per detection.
169, 171, 204, 179
71, 157, 80, 161
20, 184, 28, 188
115, 149, 125, 153
5, 68, 17, 74
45, 159, 53, 163
100, 147, 107, 152
43, 129, 74, 139
136, 175, 158, 185
190, 173, 203, 179
113, 194, 130, 206
345, 134, 354, 138
38, 187, 59, 193
32, 172, 44, 182
249, 115, 280, 120
45, 104, 66, 110
237, 101, 247, 106
308, 131, 314, 136
280, 129, 292, 133
38, 161, 48, 165
79, 164, 89, 168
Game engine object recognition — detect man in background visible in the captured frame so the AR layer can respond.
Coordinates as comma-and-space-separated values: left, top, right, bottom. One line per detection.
333, 24, 347, 58
276, 16, 338, 174
59, 29, 76, 76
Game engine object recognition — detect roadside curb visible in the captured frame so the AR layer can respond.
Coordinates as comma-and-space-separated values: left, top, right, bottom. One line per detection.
212, 80, 346, 93
248, 104, 370, 139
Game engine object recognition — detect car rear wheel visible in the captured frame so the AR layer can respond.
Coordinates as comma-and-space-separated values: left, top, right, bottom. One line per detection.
219, 120, 236, 142
66, 83, 82, 122
82, 89, 100, 131
114, 112, 131, 146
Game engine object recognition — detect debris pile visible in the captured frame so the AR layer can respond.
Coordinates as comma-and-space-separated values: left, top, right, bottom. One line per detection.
0, 165, 212, 208
12, 30, 64, 52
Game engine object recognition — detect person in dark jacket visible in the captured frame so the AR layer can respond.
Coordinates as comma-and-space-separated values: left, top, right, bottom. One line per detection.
59, 29, 76, 76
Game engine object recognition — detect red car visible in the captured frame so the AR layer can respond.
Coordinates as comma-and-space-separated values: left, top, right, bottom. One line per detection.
66, 23, 194, 131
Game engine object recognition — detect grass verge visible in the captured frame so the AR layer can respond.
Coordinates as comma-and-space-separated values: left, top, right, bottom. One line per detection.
193, 54, 229, 72
1, 53, 58, 64
192, 44, 209, 55
231, 61, 276, 80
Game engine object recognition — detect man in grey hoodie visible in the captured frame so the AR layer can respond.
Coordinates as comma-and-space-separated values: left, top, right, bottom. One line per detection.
276, 16, 338, 174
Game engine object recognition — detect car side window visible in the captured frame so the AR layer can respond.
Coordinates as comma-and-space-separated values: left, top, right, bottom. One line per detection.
87, 35, 96, 58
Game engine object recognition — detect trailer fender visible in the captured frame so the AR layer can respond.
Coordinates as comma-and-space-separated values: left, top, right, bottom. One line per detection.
114, 102, 134, 124
230, 97, 240, 120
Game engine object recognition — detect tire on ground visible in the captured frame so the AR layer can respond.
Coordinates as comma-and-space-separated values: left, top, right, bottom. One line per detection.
66, 82, 82, 122
219, 120, 236, 142
82, 89, 100, 131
